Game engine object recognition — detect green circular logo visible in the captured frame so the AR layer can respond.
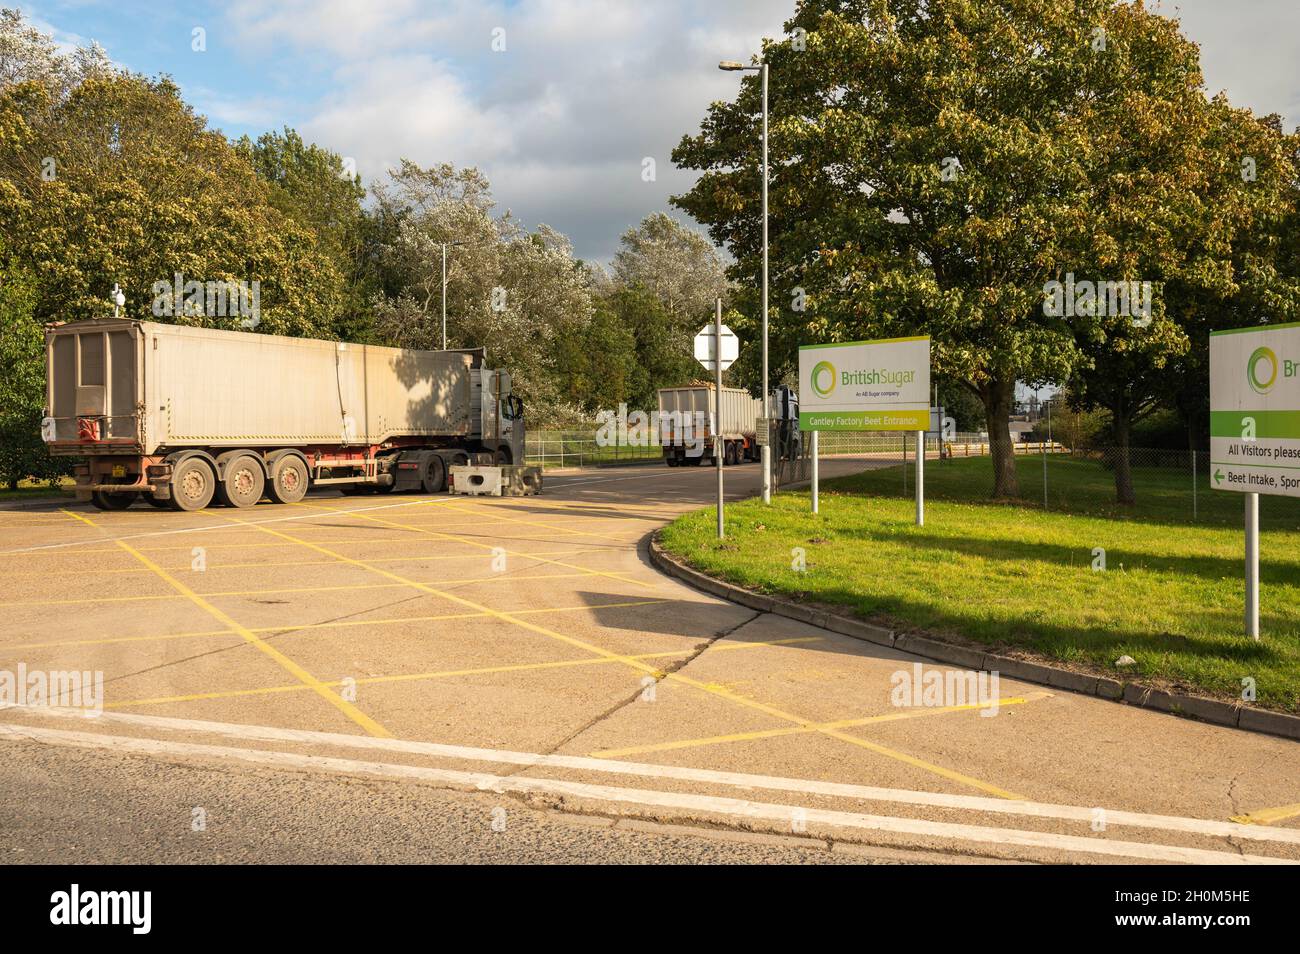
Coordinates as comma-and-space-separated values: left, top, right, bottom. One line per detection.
811, 360, 836, 397
1248, 347, 1278, 394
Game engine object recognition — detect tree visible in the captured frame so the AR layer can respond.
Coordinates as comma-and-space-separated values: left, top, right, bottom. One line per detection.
236, 127, 373, 340
611, 213, 730, 329
553, 295, 640, 412
0, 70, 344, 335
370, 161, 594, 409
672, 0, 1264, 499
0, 260, 65, 487
1160, 114, 1300, 456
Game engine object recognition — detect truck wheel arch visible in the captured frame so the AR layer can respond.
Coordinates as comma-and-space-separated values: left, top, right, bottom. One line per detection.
165, 449, 221, 473
213, 449, 269, 481
264, 448, 310, 477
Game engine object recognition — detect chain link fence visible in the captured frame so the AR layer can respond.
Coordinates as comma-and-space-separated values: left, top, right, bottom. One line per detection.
864, 443, 1293, 526
525, 430, 663, 468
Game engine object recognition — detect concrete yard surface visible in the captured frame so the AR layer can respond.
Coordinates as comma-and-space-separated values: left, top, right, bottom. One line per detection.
0, 457, 1297, 864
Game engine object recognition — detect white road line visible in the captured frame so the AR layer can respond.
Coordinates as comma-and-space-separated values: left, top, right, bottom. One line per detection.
0, 721, 1286, 864
7, 706, 1298, 847
0, 497, 456, 555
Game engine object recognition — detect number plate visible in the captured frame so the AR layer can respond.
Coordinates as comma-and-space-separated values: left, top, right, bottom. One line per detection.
111, 465, 126, 478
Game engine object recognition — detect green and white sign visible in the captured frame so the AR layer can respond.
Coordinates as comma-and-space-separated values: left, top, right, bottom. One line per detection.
798, 336, 930, 431
1210, 322, 1300, 498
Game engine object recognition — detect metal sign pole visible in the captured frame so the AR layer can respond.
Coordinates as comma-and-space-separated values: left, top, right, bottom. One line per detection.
915, 429, 925, 526
810, 429, 819, 514
1246, 493, 1259, 640
715, 298, 725, 540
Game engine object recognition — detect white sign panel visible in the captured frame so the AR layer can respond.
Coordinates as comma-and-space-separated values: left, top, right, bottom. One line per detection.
694, 323, 739, 372
798, 336, 931, 431
1210, 323, 1300, 497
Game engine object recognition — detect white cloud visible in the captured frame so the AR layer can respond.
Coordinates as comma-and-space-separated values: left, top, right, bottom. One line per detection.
217, 0, 1300, 263
248, 0, 793, 261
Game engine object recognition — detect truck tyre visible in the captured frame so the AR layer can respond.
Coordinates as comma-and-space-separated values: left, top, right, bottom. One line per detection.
666, 456, 679, 467
217, 454, 265, 509
91, 490, 136, 510
421, 455, 447, 494
144, 494, 171, 508
169, 457, 216, 511
267, 455, 309, 505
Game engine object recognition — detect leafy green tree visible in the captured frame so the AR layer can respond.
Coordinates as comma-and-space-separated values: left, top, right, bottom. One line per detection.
1160, 115, 1300, 456
370, 161, 593, 409
236, 127, 373, 340
610, 213, 730, 331
0, 42, 344, 335
672, 0, 1273, 499
553, 296, 639, 412
0, 260, 65, 487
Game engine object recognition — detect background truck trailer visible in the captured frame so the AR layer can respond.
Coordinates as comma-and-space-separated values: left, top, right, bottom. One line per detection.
657, 384, 763, 466
42, 319, 525, 510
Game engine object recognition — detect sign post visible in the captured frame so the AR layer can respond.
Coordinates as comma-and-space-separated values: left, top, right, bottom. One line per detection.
695, 304, 738, 539
810, 430, 819, 514
1209, 322, 1300, 639
799, 336, 931, 525
915, 429, 925, 526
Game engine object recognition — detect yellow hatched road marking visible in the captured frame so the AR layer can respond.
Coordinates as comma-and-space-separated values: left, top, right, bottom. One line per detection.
0, 546, 614, 578
1231, 803, 1300, 826
3, 598, 676, 652
59, 509, 98, 528
0, 534, 597, 557
592, 692, 1053, 759
105, 637, 824, 709
308, 500, 653, 589
216, 512, 1023, 801
112, 540, 391, 738
0, 570, 606, 607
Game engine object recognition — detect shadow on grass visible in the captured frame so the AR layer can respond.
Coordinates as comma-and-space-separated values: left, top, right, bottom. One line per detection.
689, 562, 1288, 669
820, 524, 1300, 588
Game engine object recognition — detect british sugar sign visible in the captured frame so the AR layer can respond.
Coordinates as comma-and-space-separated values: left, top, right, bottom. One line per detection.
798, 336, 930, 431
1209, 323, 1300, 498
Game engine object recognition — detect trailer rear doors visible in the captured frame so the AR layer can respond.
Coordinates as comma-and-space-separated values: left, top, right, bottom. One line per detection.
45, 322, 142, 448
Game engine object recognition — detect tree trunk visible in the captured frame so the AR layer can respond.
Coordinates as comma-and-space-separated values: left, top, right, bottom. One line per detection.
1112, 413, 1136, 505
979, 376, 1020, 498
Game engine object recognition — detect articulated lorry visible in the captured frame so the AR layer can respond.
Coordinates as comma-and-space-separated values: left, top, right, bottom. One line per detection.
42, 319, 528, 510
656, 384, 764, 466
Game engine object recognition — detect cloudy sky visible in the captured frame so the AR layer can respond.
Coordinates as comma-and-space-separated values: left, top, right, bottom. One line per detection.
19, 0, 1300, 263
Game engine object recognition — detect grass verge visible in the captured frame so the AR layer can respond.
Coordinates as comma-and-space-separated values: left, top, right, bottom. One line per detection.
0, 478, 73, 503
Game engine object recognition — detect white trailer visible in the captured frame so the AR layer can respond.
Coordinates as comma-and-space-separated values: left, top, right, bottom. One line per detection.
42, 319, 529, 510
657, 384, 763, 466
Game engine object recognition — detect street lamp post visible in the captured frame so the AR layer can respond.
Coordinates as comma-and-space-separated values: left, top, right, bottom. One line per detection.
720, 58, 771, 504
440, 240, 464, 351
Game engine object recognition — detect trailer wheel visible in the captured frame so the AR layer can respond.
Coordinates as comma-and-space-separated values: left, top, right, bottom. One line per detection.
267, 455, 309, 504
169, 457, 216, 511
420, 455, 447, 494
91, 490, 136, 510
666, 457, 679, 467
218, 454, 265, 509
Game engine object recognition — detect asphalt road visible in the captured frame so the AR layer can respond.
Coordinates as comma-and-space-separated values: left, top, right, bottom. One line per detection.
0, 457, 1297, 864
